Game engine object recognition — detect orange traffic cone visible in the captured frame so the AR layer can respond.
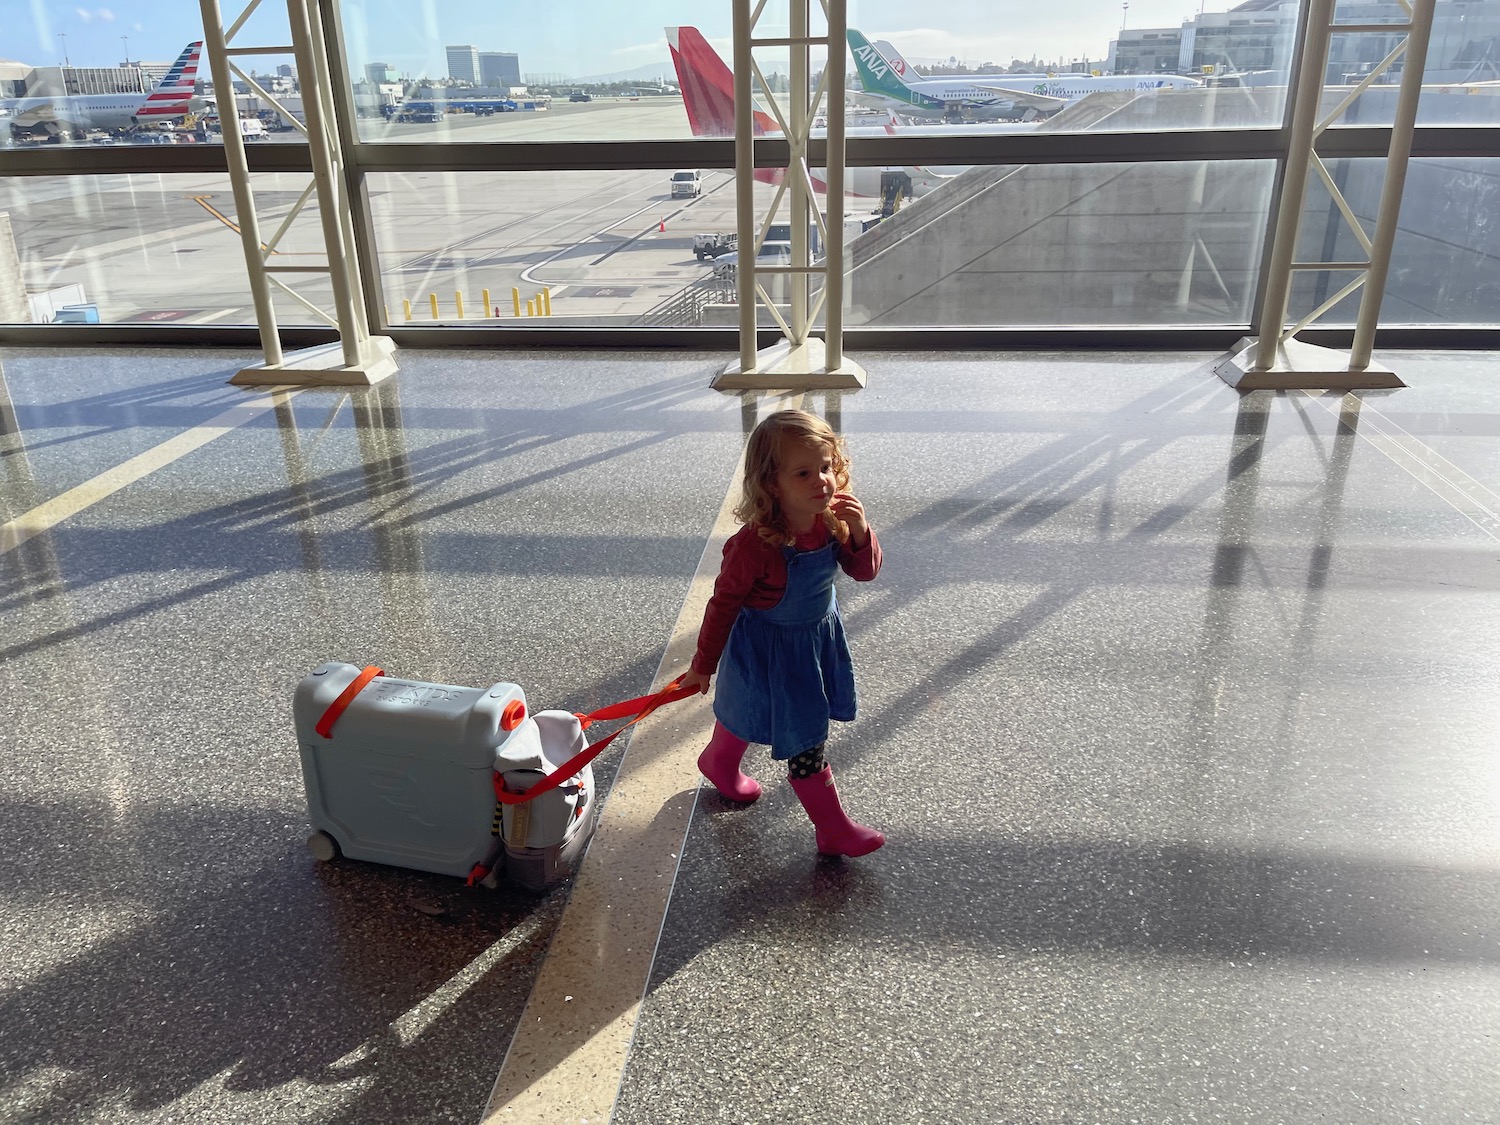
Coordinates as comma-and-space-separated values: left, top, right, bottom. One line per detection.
659, 218, 666, 232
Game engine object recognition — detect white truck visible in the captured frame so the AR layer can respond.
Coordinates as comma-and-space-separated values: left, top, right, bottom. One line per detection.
669, 170, 702, 198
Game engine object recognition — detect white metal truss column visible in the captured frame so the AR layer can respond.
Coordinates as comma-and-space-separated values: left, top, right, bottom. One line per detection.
198, 0, 396, 386
1218, 0, 1435, 390
713, 0, 865, 390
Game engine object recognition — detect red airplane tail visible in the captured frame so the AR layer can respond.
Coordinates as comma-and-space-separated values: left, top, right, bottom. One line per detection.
665, 27, 779, 138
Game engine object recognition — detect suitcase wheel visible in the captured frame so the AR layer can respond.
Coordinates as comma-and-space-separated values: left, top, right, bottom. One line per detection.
307, 830, 341, 862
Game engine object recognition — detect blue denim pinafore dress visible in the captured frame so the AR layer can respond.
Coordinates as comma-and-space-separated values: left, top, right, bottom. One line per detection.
713, 538, 857, 759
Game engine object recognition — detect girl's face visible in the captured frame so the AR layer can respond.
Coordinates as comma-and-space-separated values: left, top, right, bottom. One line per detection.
772, 439, 837, 531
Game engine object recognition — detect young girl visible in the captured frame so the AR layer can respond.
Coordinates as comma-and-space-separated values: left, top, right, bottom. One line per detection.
682, 409, 884, 857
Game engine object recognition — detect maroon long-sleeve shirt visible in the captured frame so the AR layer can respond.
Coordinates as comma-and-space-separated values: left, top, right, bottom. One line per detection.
691, 521, 882, 676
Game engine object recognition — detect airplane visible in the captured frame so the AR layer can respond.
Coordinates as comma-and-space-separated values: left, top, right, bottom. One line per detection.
847, 30, 1203, 120
665, 26, 1028, 202
628, 80, 681, 96
3, 41, 202, 137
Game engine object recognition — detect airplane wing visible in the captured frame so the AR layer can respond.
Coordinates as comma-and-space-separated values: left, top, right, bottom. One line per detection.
968, 83, 1069, 109
10, 101, 75, 131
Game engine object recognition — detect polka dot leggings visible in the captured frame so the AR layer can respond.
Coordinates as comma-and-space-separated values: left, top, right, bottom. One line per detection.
787, 745, 826, 779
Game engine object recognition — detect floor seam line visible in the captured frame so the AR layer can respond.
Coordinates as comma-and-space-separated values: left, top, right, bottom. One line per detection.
480, 392, 797, 1125
1302, 389, 1500, 543
0, 388, 299, 556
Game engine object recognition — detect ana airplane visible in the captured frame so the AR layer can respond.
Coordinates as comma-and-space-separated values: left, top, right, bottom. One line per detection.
847, 30, 1202, 119
665, 26, 1028, 201
3, 41, 202, 137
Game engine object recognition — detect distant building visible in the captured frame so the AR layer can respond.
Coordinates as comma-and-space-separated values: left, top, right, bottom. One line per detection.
446, 44, 480, 84
1108, 0, 1500, 81
1112, 28, 1187, 74
365, 61, 396, 85
0, 58, 30, 98
22, 64, 150, 96
479, 51, 520, 89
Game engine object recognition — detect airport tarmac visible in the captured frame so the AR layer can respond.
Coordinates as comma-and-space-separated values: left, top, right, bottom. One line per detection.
1, 99, 853, 328
1, 167, 781, 327
360, 97, 697, 143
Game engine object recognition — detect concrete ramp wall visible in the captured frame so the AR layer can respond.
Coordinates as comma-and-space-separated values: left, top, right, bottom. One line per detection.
843, 83, 1500, 327
846, 88, 1275, 326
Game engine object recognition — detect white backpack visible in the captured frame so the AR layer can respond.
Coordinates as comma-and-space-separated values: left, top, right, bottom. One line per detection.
489, 711, 597, 892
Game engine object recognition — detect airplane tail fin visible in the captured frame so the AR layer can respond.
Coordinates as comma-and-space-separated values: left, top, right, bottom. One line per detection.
872, 40, 917, 82
846, 30, 924, 106
665, 26, 777, 137
137, 41, 201, 118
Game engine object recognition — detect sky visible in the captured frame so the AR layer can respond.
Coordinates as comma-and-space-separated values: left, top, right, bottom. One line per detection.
0, 0, 1242, 78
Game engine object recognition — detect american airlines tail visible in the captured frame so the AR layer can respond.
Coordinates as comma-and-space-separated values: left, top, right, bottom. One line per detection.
134, 41, 202, 120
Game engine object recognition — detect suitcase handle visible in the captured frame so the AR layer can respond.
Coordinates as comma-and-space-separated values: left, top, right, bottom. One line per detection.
314, 665, 384, 739
492, 675, 701, 806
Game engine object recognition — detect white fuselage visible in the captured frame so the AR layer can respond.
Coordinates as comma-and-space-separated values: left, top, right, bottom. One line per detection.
854, 71, 1205, 120
0, 94, 184, 133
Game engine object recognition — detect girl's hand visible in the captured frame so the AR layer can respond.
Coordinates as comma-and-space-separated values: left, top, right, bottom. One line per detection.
829, 492, 869, 547
682, 668, 712, 695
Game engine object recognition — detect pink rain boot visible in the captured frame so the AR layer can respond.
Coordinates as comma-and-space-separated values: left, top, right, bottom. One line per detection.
697, 722, 762, 802
788, 766, 884, 857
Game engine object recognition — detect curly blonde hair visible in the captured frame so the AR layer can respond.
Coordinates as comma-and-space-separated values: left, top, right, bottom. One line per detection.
734, 409, 852, 547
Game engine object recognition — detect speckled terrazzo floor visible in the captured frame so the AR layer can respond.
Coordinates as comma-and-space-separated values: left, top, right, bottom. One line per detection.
2, 346, 1497, 1125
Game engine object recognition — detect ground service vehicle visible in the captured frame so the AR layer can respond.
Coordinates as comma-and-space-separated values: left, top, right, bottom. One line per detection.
53, 304, 101, 324
670, 169, 702, 197
693, 232, 736, 260
713, 240, 792, 278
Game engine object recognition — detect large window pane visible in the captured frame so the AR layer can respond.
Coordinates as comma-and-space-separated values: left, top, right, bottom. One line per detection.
5, 3, 1500, 155
845, 160, 1275, 326
367, 169, 741, 326
364, 162, 1275, 330
1, 8, 304, 149
335, 1, 1500, 144
1290, 157, 1500, 326
0, 174, 325, 325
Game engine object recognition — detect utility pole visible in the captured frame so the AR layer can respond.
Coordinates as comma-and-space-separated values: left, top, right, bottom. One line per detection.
1122, 2, 1129, 29
121, 35, 129, 65
57, 33, 69, 66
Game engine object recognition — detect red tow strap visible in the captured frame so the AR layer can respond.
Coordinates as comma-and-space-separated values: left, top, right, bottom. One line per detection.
492, 675, 701, 806
315, 665, 384, 739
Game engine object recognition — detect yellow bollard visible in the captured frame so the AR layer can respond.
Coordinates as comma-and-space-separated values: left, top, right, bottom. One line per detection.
383, 304, 390, 325
429, 293, 439, 319
526, 298, 536, 316
455, 291, 465, 319
403, 298, 412, 321
512, 287, 521, 317
542, 287, 552, 316
482, 288, 491, 318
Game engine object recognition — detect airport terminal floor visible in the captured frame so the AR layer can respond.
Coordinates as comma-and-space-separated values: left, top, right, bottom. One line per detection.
2, 343, 1498, 1124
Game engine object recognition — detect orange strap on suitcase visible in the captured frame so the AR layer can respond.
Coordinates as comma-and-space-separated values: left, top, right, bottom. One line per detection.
314, 665, 384, 739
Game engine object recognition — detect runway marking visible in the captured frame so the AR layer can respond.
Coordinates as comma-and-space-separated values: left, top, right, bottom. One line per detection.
519, 198, 682, 286
188, 308, 241, 323
190, 194, 278, 254
0, 389, 299, 556
481, 393, 802, 1125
